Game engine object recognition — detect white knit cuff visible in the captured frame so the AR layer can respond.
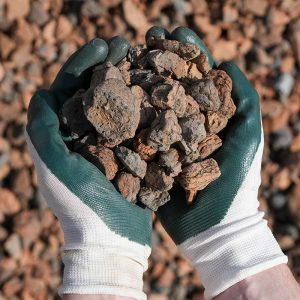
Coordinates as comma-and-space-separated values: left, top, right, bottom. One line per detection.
179, 212, 288, 300
58, 248, 147, 300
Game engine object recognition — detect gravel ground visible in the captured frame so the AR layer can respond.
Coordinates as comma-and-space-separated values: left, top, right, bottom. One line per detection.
0, 0, 299, 299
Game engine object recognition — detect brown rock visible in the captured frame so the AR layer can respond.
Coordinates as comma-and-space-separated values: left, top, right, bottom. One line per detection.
205, 111, 228, 134
77, 145, 119, 180
182, 95, 201, 117
291, 134, 300, 152
116, 58, 132, 85
6, 0, 30, 22
56, 15, 73, 41
0, 189, 21, 215
179, 159, 221, 203
148, 110, 182, 151
128, 45, 148, 67
147, 50, 189, 79
198, 134, 222, 159
150, 82, 187, 117
187, 79, 221, 112
192, 52, 211, 74
4, 233, 22, 258
158, 148, 182, 177
129, 69, 164, 91
138, 187, 170, 211
83, 79, 140, 146
147, 38, 200, 61
2, 277, 22, 297
115, 172, 140, 203
90, 62, 124, 87
115, 146, 147, 179
145, 162, 174, 191
133, 129, 157, 161
186, 62, 203, 81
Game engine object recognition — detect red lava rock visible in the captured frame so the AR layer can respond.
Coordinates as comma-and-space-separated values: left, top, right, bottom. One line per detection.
115, 172, 140, 203
198, 134, 222, 159
179, 159, 221, 203
138, 187, 171, 211
133, 129, 157, 161
158, 148, 182, 177
83, 78, 140, 147
0, 189, 21, 215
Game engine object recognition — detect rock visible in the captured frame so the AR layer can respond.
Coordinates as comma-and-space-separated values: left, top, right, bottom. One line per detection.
150, 82, 187, 117
129, 69, 164, 90
59, 89, 93, 139
148, 110, 182, 151
158, 149, 182, 177
115, 172, 140, 203
147, 38, 200, 61
186, 79, 221, 112
179, 113, 206, 152
0, 189, 21, 215
145, 162, 174, 191
128, 45, 148, 67
83, 79, 140, 147
77, 144, 119, 180
271, 128, 293, 150
56, 15, 73, 41
28, 2, 49, 26
198, 134, 222, 159
138, 187, 170, 211
205, 111, 228, 134
133, 129, 157, 161
147, 50, 189, 79
4, 233, 22, 258
179, 159, 221, 203
90, 62, 124, 87
115, 146, 147, 179
274, 73, 294, 98
6, 0, 30, 22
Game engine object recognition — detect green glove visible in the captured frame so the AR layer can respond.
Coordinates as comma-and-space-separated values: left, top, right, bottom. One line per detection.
147, 26, 287, 300
25, 37, 151, 300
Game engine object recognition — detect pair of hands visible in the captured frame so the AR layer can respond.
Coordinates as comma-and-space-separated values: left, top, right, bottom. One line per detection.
25, 27, 285, 299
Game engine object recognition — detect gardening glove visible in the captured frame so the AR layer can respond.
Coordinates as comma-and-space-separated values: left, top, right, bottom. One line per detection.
147, 26, 288, 300
25, 37, 152, 300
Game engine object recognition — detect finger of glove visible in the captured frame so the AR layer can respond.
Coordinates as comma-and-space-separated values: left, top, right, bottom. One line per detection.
106, 36, 130, 65
145, 26, 171, 41
171, 27, 215, 68
156, 63, 262, 244
50, 38, 108, 106
26, 90, 152, 246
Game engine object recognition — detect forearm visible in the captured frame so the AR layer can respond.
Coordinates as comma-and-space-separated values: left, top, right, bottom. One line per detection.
214, 264, 300, 300
63, 295, 134, 300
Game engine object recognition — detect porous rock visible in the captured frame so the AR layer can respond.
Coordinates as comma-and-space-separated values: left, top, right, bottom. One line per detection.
115, 172, 140, 203
158, 148, 182, 177
138, 187, 170, 211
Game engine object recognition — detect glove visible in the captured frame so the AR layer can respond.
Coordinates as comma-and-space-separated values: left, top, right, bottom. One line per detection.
147, 27, 288, 299
25, 37, 152, 300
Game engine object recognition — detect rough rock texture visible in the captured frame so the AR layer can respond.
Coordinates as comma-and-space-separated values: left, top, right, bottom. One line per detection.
138, 187, 170, 211
83, 78, 140, 147
147, 110, 182, 151
77, 144, 119, 180
150, 82, 187, 117
158, 149, 182, 177
179, 113, 207, 152
115, 172, 140, 203
147, 38, 200, 61
187, 79, 221, 112
198, 135, 222, 159
59, 89, 93, 139
179, 159, 221, 203
115, 146, 147, 179
133, 129, 157, 161
145, 162, 174, 191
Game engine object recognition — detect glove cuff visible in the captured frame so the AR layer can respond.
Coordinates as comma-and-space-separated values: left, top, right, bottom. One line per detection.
58, 247, 147, 300
179, 211, 287, 300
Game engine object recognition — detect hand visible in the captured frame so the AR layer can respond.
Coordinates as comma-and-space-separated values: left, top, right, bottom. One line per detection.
147, 27, 287, 299
25, 37, 151, 300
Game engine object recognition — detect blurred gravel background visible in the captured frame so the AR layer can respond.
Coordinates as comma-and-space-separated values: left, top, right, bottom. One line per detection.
0, 0, 300, 299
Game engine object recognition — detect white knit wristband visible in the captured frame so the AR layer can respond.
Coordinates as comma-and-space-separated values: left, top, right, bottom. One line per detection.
58, 248, 147, 300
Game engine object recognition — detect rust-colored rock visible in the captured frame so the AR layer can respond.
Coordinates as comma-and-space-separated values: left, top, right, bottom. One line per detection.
192, 52, 211, 74
150, 82, 187, 117
147, 38, 200, 61
179, 159, 221, 203
115, 172, 140, 203
198, 134, 222, 159
83, 78, 140, 147
206, 111, 228, 134
77, 144, 119, 180
133, 129, 157, 161
145, 162, 174, 191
